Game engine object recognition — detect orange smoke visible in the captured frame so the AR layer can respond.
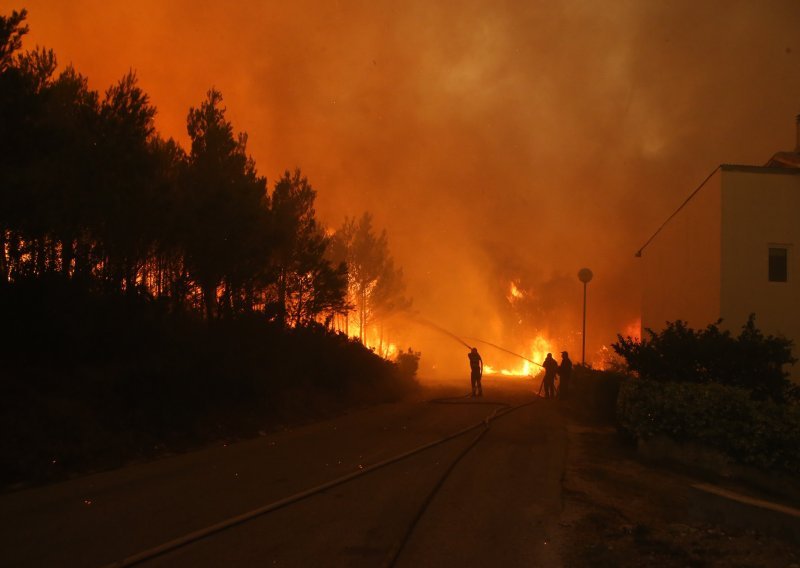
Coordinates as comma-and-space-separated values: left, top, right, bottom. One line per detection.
19, 1, 800, 374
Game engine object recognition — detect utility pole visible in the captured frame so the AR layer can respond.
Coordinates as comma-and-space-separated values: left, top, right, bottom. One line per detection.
578, 268, 593, 365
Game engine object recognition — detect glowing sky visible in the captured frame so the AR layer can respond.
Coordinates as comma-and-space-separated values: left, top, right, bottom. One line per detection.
16, 0, 800, 365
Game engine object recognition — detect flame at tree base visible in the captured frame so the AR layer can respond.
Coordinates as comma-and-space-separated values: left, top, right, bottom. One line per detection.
481, 334, 553, 377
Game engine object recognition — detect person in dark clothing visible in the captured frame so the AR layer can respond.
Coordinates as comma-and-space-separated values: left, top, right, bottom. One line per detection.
558, 351, 573, 400
468, 347, 483, 397
542, 352, 558, 399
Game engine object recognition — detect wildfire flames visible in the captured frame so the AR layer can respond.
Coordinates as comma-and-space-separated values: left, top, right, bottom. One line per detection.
483, 334, 553, 377
328, 277, 567, 377
16, 2, 792, 390
340, 319, 399, 359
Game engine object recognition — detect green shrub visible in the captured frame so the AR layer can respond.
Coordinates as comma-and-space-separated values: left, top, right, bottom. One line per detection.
613, 315, 797, 403
617, 378, 800, 473
395, 348, 421, 379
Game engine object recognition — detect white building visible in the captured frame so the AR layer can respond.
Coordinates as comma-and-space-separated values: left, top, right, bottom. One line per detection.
637, 117, 800, 377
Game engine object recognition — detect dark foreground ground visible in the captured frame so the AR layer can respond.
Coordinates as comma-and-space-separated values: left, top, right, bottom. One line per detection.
559, 415, 800, 567
2, 375, 799, 567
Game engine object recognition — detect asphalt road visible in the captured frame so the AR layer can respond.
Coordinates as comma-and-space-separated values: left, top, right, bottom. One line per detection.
1, 376, 565, 568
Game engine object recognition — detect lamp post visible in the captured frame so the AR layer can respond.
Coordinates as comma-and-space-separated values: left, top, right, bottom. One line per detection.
577, 268, 593, 365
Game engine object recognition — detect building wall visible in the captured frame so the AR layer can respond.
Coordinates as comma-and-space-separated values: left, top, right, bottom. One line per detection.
720, 167, 800, 363
641, 169, 722, 336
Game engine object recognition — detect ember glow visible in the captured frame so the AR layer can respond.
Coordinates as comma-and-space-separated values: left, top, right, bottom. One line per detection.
623, 319, 642, 343
358, 327, 399, 360
20, 1, 800, 374
483, 334, 553, 377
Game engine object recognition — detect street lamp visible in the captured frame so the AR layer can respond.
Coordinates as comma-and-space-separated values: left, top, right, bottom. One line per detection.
577, 268, 593, 365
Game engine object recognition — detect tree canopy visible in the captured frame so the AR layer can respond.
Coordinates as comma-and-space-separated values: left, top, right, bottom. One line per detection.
0, 9, 353, 328
331, 212, 410, 346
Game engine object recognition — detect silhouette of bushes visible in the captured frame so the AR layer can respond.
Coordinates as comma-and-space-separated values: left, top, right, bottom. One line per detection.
611, 318, 800, 472
395, 348, 421, 378
617, 378, 800, 474
613, 316, 797, 403
0, 279, 417, 489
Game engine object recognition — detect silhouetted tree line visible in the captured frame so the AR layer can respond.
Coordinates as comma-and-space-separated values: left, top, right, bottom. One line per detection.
0, 9, 349, 325
0, 9, 420, 488
329, 212, 411, 349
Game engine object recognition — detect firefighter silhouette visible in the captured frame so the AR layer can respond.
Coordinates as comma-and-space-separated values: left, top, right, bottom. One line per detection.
468, 347, 483, 397
542, 353, 558, 398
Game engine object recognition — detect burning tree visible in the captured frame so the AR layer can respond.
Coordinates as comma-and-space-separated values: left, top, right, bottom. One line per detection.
330, 213, 410, 349
181, 89, 269, 319
0, 9, 347, 328
270, 169, 349, 327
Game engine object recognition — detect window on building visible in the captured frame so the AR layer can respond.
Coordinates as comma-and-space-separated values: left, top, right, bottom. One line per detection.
768, 247, 788, 282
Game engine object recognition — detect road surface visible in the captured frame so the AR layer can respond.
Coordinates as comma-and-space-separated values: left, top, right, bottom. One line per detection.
1, 376, 565, 567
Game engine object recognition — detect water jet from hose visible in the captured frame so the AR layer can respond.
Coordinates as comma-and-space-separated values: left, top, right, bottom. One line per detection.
465, 337, 544, 368
407, 316, 473, 350
406, 315, 543, 369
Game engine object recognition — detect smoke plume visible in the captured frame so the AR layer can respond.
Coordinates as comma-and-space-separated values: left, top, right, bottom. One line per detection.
21, 0, 800, 372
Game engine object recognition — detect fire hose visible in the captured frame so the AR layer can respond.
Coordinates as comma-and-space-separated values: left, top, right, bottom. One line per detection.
101, 395, 538, 568
409, 316, 545, 368
382, 394, 518, 567
465, 337, 544, 368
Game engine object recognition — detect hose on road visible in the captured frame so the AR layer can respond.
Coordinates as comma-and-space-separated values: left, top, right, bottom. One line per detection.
383, 395, 536, 567
101, 394, 538, 568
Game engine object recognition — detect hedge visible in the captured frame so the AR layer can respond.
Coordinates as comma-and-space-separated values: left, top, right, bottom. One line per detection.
617, 378, 800, 474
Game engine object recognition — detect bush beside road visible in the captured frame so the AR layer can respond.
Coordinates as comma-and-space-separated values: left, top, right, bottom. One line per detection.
0, 282, 419, 491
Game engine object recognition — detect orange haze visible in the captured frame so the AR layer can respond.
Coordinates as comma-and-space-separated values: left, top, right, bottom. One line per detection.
18, 1, 800, 374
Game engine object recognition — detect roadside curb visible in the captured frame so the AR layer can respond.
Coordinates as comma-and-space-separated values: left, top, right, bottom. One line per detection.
638, 436, 800, 505
689, 482, 800, 541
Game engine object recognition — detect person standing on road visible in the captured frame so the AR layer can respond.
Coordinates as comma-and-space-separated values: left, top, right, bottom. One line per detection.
468, 347, 483, 397
542, 353, 558, 399
558, 351, 573, 400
